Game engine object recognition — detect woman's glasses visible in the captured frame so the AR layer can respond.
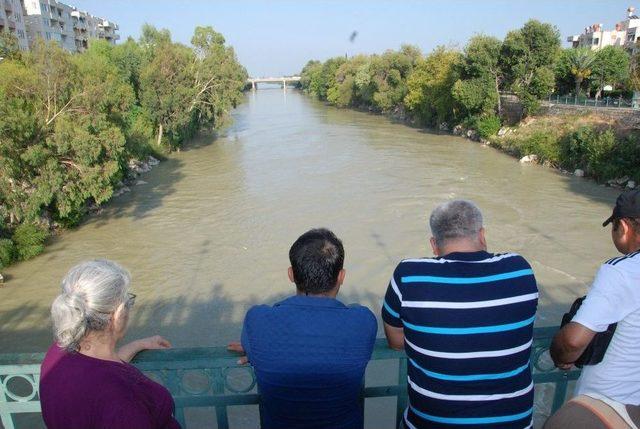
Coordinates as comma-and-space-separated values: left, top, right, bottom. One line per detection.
126, 293, 137, 309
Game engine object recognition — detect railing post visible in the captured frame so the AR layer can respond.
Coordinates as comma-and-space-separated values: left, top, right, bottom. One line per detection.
551, 372, 570, 414
396, 357, 408, 429
165, 370, 186, 427
213, 368, 230, 429
0, 404, 16, 429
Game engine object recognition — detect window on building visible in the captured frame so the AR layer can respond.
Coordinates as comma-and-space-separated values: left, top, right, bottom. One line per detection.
45, 32, 51, 40
593, 38, 599, 45
42, 18, 48, 26
18, 29, 25, 38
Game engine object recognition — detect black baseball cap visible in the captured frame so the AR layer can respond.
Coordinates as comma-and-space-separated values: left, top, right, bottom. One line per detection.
603, 189, 640, 227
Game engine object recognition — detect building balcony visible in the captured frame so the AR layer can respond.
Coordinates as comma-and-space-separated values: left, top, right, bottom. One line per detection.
98, 20, 118, 30
0, 327, 580, 429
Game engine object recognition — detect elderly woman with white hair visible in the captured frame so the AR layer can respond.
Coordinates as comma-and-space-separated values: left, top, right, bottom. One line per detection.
39, 259, 181, 429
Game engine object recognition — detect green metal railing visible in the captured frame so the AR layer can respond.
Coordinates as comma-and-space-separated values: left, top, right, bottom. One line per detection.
0, 326, 580, 429
547, 94, 635, 109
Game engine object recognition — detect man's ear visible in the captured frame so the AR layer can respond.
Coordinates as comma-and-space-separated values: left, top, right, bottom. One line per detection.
337, 269, 346, 287
430, 237, 439, 256
479, 227, 487, 250
287, 266, 295, 284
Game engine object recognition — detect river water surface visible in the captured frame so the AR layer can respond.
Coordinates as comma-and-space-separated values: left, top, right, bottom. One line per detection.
0, 88, 622, 426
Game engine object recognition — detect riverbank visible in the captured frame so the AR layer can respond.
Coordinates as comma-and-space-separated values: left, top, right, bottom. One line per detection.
453, 111, 639, 190
0, 25, 247, 276
309, 92, 639, 191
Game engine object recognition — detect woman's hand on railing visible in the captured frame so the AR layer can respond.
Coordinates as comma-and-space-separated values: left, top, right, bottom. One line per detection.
227, 342, 249, 365
117, 336, 172, 362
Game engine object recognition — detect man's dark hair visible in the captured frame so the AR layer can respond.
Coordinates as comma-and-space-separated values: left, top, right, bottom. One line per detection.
289, 228, 344, 294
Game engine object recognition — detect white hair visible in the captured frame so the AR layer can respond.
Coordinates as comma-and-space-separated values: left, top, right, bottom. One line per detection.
51, 259, 131, 351
429, 200, 484, 248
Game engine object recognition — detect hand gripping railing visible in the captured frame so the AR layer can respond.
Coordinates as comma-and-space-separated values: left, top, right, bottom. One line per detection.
0, 326, 580, 429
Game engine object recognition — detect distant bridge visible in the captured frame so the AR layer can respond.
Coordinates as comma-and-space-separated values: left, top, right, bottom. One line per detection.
247, 76, 301, 90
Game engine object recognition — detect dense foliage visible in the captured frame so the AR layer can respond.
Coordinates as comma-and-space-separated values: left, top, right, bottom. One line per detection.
300, 19, 635, 125
300, 20, 565, 126
0, 26, 247, 268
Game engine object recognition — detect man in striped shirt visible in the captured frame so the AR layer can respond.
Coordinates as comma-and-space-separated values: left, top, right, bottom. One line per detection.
382, 200, 538, 429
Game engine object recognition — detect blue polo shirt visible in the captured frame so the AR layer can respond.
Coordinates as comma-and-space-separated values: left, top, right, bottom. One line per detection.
241, 295, 377, 429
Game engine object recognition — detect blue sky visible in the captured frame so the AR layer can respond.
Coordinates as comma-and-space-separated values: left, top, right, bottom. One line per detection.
72, 0, 635, 77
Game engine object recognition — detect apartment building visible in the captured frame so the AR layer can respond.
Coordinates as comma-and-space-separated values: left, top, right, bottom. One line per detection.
0, 0, 29, 51
22, 0, 119, 53
567, 7, 640, 52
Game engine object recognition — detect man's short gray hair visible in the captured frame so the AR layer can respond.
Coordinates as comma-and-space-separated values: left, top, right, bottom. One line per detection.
429, 200, 483, 248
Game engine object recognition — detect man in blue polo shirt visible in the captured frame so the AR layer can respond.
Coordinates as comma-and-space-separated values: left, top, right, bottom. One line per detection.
382, 200, 538, 429
230, 228, 377, 429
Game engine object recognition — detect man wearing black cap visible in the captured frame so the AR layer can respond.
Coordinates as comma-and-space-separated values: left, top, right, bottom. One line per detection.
547, 189, 640, 427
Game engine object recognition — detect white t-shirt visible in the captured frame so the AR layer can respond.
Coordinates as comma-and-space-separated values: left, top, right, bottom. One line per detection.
572, 250, 640, 405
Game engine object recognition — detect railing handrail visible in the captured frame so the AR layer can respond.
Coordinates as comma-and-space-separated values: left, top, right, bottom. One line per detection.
0, 326, 580, 429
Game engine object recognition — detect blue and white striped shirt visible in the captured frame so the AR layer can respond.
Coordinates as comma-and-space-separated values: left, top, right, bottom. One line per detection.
382, 251, 538, 429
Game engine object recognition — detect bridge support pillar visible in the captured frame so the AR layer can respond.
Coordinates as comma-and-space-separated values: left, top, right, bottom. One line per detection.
282, 80, 286, 90
251, 81, 256, 91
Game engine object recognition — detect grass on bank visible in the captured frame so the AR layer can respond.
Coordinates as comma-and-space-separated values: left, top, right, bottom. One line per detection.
488, 113, 640, 183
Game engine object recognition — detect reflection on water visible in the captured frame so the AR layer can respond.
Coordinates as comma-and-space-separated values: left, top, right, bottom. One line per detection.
0, 89, 619, 354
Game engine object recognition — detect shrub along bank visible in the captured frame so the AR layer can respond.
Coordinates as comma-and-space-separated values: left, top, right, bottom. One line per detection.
488, 115, 640, 185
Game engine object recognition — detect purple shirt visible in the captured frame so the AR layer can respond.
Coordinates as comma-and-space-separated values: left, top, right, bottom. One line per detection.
40, 343, 181, 429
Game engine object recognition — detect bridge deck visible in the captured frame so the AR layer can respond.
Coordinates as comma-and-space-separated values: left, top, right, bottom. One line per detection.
247, 76, 301, 84
0, 326, 579, 429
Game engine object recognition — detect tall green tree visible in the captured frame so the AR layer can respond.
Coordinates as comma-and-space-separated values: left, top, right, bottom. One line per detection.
299, 57, 345, 100
327, 55, 368, 107
404, 47, 461, 125
591, 46, 630, 97
565, 48, 596, 96
460, 35, 503, 114
140, 40, 196, 146
0, 30, 20, 61
451, 75, 498, 118
189, 26, 248, 127
501, 20, 561, 114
